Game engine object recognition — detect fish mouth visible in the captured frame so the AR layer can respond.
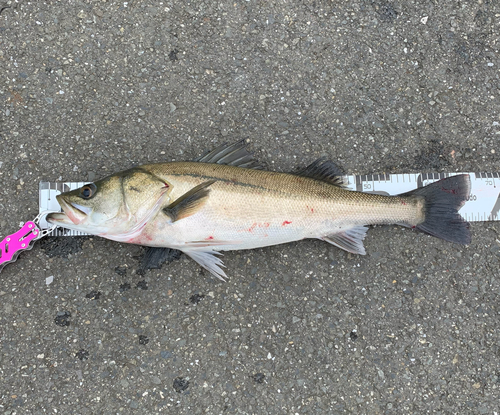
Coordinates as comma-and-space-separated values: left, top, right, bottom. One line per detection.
46, 196, 90, 225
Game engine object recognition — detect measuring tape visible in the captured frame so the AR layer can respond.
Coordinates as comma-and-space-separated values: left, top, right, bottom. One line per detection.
346, 172, 500, 223
38, 172, 500, 235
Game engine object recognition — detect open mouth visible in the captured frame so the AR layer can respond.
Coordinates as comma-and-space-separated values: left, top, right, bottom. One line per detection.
46, 211, 71, 224
46, 196, 90, 225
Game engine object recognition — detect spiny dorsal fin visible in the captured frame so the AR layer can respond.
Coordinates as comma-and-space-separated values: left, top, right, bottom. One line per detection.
195, 140, 264, 169
163, 180, 215, 222
322, 226, 368, 255
297, 157, 347, 188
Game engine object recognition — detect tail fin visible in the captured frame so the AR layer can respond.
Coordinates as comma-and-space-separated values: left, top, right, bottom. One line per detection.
403, 174, 471, 244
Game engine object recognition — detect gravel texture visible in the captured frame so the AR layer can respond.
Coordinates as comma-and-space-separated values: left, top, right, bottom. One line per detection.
1, 1, 500, 414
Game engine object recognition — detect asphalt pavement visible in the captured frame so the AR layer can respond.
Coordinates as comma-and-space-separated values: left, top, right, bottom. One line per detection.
1, 1, 499, 414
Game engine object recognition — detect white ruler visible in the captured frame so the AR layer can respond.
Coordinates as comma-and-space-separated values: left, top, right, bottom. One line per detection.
39, 182, 89, 236
346, 172, 500, 222
39, 172, 500, 235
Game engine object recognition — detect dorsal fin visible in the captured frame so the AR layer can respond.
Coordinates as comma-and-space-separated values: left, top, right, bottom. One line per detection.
194, 140, 264, 169
296, 158, 347, 188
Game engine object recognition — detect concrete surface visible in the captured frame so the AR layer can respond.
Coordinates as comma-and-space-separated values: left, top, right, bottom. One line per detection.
1, 0, 499, 414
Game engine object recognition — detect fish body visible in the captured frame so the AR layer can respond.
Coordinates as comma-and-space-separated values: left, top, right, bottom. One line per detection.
121, 161, 424, 250
48, 141, 471, 279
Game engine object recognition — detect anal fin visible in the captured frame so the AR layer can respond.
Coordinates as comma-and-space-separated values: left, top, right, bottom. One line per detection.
185, 250, 227, 281
322, 226, 368, 255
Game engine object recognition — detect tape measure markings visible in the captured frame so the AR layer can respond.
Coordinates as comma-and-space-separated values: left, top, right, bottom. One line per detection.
39, 172, 500, 234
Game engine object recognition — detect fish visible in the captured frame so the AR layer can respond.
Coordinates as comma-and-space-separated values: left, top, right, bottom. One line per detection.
47, 141, 471, 280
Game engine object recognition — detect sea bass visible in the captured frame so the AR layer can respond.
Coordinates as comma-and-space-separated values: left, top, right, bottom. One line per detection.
47, 141, 471, 279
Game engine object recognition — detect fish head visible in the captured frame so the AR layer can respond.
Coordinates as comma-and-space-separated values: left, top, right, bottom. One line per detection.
47, 168, 171, 238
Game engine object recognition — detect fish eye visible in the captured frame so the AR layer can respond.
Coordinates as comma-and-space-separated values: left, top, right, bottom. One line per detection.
80, 183, 97, 199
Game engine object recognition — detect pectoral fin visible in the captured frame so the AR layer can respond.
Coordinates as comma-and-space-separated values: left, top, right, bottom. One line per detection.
322, 226, 369, 255
163, 180, 215, 222
137, 247, 182, 275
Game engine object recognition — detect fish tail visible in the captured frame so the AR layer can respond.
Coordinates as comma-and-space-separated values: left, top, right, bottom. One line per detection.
404, 174, 471, 244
